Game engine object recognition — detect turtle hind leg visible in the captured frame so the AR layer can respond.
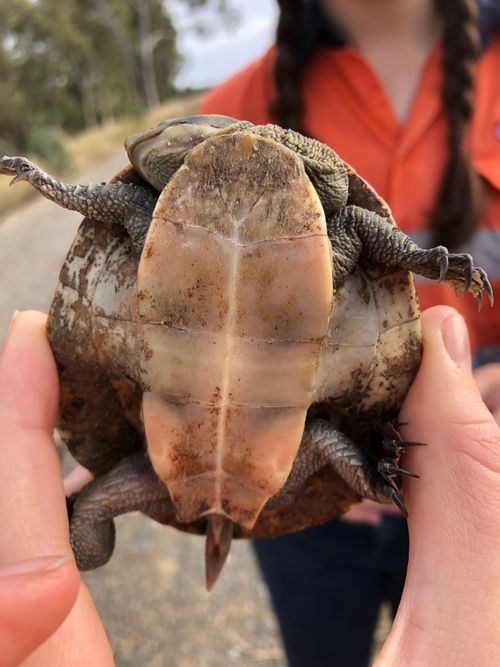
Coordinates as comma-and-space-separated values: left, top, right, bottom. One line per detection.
264, 419, 416, 515
69, 453, 173, 570
327, 204, 493, 303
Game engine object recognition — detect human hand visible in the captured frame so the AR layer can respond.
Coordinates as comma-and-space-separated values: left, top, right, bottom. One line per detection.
341, 499, 402, 525
474, 362, 500, 425
375, 306, 500, 666
0, 311, 114, 667
4, 308, 499, 665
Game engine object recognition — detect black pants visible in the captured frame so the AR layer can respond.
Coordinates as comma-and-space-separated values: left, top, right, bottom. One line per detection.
253, 516, 408, 667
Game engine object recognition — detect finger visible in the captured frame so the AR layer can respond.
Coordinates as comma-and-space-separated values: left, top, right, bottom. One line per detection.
0, 310, 65, 561
379, 306, 500, 664
341, 500, 383, 525
64, 465, 94, 496
401, 307, 500, 530
0, 557, 79, 667
0, 312, 114, 666
22, 585, 114, 667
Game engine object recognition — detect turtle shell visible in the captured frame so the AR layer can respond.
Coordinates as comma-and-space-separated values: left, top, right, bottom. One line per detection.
48, 129, 421, 538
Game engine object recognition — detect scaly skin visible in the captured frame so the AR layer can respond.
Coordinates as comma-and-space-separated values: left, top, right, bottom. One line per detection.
227, 121, 350, 215
0, 156, 157, 253
327, 205, 494, 301
67, 419, 410, 583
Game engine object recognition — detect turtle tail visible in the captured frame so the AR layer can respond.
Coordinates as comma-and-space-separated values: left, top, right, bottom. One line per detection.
205, 514, 234, 592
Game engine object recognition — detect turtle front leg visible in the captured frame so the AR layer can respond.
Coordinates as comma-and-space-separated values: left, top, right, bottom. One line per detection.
68, 452, 174, 570
328, 204, 493, 303
0, 156, 157, 255
265, 419, 417, 516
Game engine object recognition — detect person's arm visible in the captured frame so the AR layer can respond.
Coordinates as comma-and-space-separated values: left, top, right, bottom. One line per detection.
0, 311, 114, 667
376, 306, 500, 666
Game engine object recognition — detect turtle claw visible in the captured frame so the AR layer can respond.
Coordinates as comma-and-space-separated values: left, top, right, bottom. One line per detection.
438, 251, 449, 282
9, 174, 25, 186
377, 421, 421, 514
431, 249, 493, 306
389, 487, 408, 517
379, 460, 419, 480
380, 421, 402, 440
443, 253, 493, 306
0, 156, 38, 184
462, 256, 473, 292
397, 467, 419, 479
380, 421, 426, 457
473, 269, 494, 309
480, 269, 494, 307
382, 439, 426, 456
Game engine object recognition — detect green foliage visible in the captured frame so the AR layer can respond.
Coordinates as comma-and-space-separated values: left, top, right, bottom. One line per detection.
0, 0, 215, 156
26, 127, 74, 172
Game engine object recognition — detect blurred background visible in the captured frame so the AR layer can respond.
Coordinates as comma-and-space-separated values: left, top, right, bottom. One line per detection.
0, 0, 277, 212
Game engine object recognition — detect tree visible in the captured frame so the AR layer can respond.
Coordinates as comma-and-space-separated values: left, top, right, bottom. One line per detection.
0, 0, 229, 161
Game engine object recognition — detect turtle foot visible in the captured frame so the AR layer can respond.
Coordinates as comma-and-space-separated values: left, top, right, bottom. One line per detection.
0, 156, 40, 186
263, 418, 423, 518
439, 252, 493, 307
377, 421, 425, 517
328, 205, 493, 305
264, 418, 415, 514
68, 453, 173, 570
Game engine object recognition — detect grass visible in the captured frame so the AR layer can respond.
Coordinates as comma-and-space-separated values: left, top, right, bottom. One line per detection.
0, 94, 200, 219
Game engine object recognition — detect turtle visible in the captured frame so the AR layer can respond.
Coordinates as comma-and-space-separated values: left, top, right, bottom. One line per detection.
0, 115, 492, 590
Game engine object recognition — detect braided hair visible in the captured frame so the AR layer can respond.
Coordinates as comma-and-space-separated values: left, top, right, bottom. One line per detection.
432, 0, 484, 247
271, 0, 484, 249
270, 0, 307, 133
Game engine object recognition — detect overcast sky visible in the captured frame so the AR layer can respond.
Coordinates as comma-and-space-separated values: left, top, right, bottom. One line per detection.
167, 0, 278, 89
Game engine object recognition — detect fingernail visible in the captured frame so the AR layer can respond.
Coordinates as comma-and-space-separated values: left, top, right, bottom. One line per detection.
0, 554, 71, 577
0, 310, 20, 354
442, 312, 472, 371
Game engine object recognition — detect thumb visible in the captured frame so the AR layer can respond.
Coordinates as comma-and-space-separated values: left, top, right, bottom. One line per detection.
401, 305, 500, 549
377, 306, 500, 665
0, 556, 80, 667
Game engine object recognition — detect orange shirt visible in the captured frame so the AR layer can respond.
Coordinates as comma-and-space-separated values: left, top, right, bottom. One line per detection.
200, 38, 500, 361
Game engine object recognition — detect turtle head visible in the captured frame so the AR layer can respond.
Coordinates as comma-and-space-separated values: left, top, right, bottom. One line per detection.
125, 115, 241, 191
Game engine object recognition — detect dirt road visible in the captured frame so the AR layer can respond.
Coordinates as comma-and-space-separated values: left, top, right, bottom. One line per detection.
0, 154, 284, 666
